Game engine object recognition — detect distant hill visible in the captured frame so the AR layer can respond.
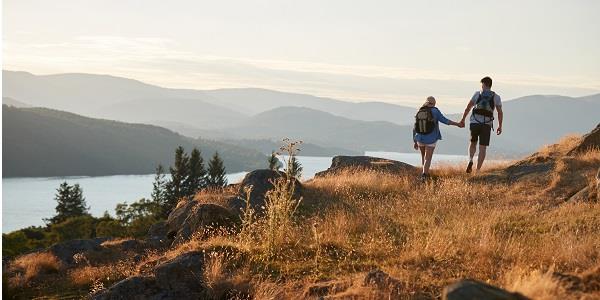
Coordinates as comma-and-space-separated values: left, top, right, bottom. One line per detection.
203, 88, 416, 124
445, 93, 600, 154
2, 70, 415, 127
95, 97, 247, 130
221, 139, 361, 157
2, 105, 266, 177
2, 97, 30, 107
201, 106, 472, 155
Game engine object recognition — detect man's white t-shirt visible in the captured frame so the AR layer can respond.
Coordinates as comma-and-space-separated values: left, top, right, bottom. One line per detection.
470, 90, 502, 126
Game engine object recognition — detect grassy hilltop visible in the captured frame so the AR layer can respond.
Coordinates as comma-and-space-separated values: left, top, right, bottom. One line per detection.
3, 132, 600, 299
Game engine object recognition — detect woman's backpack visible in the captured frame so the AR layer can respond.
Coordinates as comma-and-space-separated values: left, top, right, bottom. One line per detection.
473, 91, 496, 118
414, 106, 435, 134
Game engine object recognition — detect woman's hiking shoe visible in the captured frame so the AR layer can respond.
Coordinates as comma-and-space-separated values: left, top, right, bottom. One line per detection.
466, 161, 473, 173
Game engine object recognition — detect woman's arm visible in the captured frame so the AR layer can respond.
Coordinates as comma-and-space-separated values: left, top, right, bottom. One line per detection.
433, 108, 462, 127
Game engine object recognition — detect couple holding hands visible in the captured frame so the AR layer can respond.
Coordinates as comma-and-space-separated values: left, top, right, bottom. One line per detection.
413, 76, 503, 179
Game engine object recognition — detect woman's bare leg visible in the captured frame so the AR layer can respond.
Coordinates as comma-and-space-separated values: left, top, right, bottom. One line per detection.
419, 146, 426, 171
423, 146, 435, 175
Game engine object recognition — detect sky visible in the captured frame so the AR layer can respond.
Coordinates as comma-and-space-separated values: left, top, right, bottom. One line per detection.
3, 0, 600, 110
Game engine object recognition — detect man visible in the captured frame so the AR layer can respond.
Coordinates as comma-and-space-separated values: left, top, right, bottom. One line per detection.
459, 76, 503, 173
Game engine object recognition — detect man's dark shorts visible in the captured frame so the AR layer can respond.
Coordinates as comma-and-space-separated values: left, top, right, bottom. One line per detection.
470, 123, 491, 146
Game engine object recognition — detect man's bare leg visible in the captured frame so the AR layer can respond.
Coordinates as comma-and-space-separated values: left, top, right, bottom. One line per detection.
477, 145, 487, 171
469, 141, 477, 161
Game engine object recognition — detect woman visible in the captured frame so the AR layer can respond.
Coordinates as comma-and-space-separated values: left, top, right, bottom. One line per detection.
413, 96, 463, 180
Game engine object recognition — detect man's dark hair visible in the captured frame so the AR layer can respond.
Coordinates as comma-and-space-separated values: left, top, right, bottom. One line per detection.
481, 76, 493, 88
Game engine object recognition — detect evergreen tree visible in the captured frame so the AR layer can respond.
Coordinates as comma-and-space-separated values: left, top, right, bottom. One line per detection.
268, 151, 281, 171
207, 152, 227, 187
287, 155, 303, 179
165, 146, 189, 213
46, 182, 90, 224
151, 164, 166, 205
184, 148, 207, 196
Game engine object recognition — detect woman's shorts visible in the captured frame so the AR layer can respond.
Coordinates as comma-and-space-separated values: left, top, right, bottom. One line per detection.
417, 142, 437, 148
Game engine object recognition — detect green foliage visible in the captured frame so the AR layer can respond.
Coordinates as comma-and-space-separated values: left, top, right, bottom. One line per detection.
268, 151, 281, 171
115, 198, 163, 238
165, 146, 189, 212
151, 164, 166, 206
207, 152, 227, 188
46, 182, 90, 224
288, 155, 303, 179
184, 148, 207, 195
47, 215, 96, 242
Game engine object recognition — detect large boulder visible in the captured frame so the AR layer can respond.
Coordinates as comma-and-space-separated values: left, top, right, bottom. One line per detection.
315, 156, 417, 177
154, 251, 208, 298
227, 169, 302, 215
92, 276, 165, 300
443, 279, 529, 300
568, 123, 600, 155
172, 203, 239, 244
48, 238, 108, 265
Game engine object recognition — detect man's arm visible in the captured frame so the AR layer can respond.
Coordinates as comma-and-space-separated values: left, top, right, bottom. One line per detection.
460, 101, 474, 125
496, 106, 503, 135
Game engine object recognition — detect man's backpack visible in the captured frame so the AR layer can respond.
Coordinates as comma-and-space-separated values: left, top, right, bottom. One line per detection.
473, 90, 496, 119
414, 106, 435, 134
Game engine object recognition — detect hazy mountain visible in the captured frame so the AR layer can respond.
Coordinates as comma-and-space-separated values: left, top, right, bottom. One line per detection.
2, 105, 266, 177
95, 97, 248, 130
2, 70, 415, 126
2, 97, 30, 107
221, 139, 361, 157
445, 93, 600, 154
201, 106, 471, 155
204, 88, 416, 124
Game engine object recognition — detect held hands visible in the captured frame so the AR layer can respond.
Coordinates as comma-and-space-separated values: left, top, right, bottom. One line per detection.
456, 120, 465, 128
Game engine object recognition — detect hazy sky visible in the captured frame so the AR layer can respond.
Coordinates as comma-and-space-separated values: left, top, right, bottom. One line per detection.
3, 0, 600, 109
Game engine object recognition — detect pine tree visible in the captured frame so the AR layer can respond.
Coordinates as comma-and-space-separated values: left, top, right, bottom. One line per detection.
151, 164, 166, 214
287, 155, 303, 179
268, 151, 281, 171
46, 182, 90, 224
165, 146, 189, 213
207, 152, 227, 187
184, 148, 207, 196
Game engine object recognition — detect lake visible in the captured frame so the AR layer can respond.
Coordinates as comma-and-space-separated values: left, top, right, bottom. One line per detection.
2, 152, 467, 232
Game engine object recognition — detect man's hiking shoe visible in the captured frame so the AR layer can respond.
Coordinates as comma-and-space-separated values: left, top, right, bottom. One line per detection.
419, 173, 430, 182
466, 161, 473, 173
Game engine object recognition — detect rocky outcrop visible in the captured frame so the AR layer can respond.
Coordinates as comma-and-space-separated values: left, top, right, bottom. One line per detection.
315, 156, 417, 177
227, 169, 302, 215
48, 238, 108, 265
362, 269, 404, 297
160, 200, 239, 245
568, 123, 600, 155
442, 279, 529, 300
172, 203, 239, 244
94, 251, 208, 300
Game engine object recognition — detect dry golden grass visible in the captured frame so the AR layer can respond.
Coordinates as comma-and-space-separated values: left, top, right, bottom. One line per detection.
6, 136, 600, 299
8, 252, 62, 288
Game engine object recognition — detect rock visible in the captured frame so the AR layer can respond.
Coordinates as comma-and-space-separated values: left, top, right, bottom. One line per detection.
303, 280, 351, 298
227, 169, 302, 214
315, 156, 417, 177
154, 251, 208, 298
172, 203, 239, 244
92, 276, 165, 300
363, 269, 404, 297
568, 123, 600, 155
48, 238, 108, 265
442, 279, 529, 300
165, 200, 197, 238
148, 221, 168, 238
